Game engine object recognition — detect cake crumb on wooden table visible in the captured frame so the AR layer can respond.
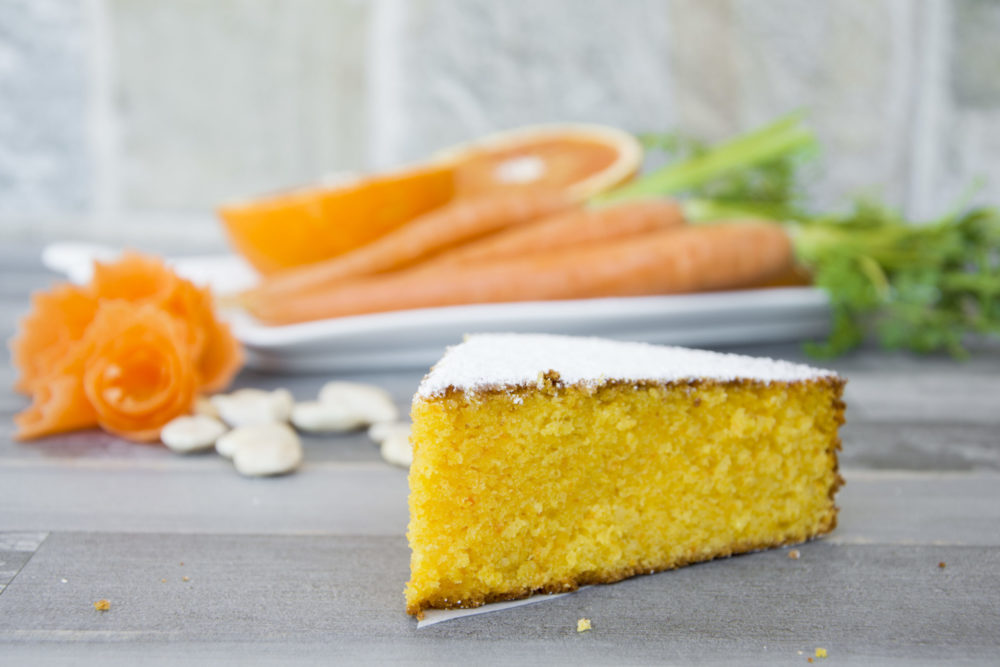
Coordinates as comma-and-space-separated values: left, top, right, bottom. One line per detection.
93, 599, 110, 611
576, 618, 592, 632
788, 549, 801, 560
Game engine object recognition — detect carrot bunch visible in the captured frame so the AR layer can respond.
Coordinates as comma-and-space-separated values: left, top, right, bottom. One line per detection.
11, 252, 243, 442
240, 193, 794, 325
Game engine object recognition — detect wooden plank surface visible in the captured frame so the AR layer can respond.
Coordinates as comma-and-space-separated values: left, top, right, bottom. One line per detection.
1, 530, 997, 664
2, 243, 999, 664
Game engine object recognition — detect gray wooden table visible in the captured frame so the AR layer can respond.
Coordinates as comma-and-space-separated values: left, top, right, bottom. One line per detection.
1, 243, 999, 665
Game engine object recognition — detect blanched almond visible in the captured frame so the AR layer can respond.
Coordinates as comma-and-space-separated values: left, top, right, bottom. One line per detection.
318, 381, 398, 426
380, 429, 413, 468
225, 423, 303, 476
160, 415, 227, 454
211, 388, 294, 427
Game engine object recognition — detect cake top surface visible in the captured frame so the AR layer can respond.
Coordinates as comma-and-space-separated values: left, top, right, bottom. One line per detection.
417, 333, 838, 397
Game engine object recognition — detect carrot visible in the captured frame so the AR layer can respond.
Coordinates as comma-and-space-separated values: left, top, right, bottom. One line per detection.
242, 189, 573, 309
12, 252, 242, 442
420, 198, 683, 267
14, 366, 98, 441
247, 221, 793, 325
10, 283, 98, 395
81, 302, 199, 442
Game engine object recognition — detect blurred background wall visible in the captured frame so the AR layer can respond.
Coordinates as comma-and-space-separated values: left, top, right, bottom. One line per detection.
1, 0, 998, 249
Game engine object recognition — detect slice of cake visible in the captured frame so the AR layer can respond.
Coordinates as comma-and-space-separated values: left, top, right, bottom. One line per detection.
405, 334, 845, 616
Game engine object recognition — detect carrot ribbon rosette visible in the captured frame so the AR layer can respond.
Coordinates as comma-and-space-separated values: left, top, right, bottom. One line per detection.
10, 284, 99, 395
11, 252, 243, 442
14, 374, 98, 441
82, 302, 198, 442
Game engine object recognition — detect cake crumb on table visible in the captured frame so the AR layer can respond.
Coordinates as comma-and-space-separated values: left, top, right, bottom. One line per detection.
577, 618, 592, 632
182, 576, 190, 582
788, 549, 801, 560
93, 599, 110, 611
815, 647, 827, 658
938, 561, 946, 569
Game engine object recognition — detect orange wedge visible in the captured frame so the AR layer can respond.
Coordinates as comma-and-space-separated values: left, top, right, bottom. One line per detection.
218, 165, 456, 275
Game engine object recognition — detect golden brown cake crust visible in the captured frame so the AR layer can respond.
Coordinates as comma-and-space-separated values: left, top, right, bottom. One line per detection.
407, 375, 847, 618
428, 372, 846, 401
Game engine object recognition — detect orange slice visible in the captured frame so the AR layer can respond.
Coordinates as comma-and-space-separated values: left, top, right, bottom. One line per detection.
218, 165, 457, 275
436, 124, 643, 202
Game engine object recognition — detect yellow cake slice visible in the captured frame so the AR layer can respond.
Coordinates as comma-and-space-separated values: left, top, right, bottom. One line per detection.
405, 334, 845, 616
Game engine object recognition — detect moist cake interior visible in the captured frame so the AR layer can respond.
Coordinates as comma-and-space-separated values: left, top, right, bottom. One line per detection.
405, 334, 845, 616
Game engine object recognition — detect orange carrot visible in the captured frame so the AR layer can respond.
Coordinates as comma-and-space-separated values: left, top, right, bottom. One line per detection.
420, 198, 683, 267
15, 301, 200, 442
81, 302, 198, 442
12, 252, 242, 442
14, 369, 97, 441
243, 189, 573, 308
10, 284, 98, 395
248, 221, 793, 325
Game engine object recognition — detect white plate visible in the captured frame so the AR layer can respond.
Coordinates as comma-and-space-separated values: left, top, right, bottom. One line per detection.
43, 242, 831, 373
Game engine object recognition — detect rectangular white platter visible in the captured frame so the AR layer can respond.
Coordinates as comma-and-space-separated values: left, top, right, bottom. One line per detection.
42, 242, 831, 373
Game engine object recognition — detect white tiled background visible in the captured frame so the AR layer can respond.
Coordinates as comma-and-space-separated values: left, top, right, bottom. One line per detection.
2, 0, 999, 248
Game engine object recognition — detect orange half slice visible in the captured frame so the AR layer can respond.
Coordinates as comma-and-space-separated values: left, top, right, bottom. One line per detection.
435, 123, 643, 202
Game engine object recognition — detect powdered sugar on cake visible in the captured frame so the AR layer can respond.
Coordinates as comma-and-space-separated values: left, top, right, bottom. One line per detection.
417, 333, 838, 397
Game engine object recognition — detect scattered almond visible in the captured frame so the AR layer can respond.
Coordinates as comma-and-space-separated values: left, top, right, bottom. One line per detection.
318, 381, 398, 426
160, 415, 228, 453
380, 429, 413, 468
291, 401, 364, 433
212, 388, 294, 427
229, 423, 303, 476
368, 421, 411, 444
192, 395, 220, 418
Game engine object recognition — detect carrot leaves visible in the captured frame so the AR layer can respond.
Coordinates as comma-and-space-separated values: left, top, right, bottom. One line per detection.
611, 115, 1000, 357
